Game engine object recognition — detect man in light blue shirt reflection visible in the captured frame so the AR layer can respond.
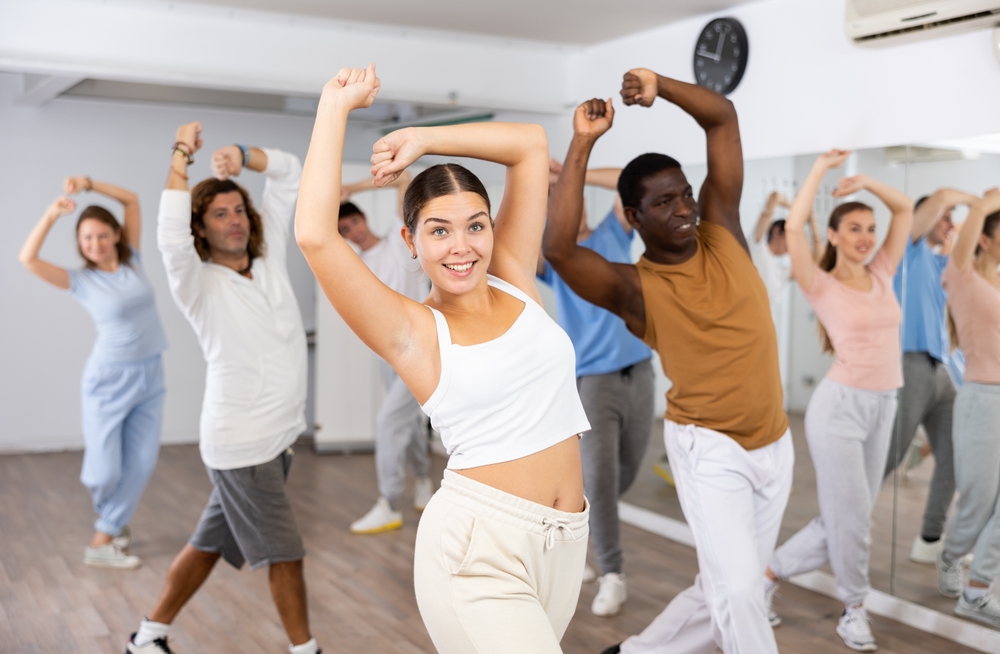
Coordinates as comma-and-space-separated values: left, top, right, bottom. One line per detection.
886, 189, 977, 564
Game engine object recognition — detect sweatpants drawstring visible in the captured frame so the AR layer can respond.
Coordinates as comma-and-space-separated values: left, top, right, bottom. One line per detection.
542, 517, 572, 550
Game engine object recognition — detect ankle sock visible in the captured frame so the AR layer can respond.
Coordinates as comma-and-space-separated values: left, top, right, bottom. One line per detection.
921, 535, 941, 544
290, 637, 319, 654
964, 586, 988, 602
134, 619, 170, 647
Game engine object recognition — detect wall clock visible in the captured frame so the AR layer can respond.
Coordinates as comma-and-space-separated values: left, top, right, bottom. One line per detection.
693, 17, 748, 95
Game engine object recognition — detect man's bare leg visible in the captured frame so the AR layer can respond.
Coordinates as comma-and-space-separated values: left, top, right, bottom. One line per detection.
147, 545, 221, 624
270, 559, 311, 645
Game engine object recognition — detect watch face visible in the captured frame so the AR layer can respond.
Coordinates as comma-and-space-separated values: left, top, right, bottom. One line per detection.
693, 18, 748, 96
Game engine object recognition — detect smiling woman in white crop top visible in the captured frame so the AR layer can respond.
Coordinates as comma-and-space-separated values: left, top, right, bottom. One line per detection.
296, 65, 591, 654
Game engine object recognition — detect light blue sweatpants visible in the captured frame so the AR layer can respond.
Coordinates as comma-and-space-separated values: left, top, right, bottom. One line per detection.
80, 354, 165, 536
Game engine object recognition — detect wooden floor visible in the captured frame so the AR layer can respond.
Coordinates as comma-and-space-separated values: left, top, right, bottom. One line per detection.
0, 437, 981, 654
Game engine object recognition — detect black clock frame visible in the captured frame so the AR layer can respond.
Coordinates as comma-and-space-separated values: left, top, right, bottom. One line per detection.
693, 17, 749, 96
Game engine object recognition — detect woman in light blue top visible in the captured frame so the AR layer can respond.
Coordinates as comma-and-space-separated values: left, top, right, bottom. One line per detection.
19, 177, 167, 570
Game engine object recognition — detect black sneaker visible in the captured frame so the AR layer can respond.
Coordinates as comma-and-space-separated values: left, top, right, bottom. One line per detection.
600, 645, 622, 654
125, 633, 175, 653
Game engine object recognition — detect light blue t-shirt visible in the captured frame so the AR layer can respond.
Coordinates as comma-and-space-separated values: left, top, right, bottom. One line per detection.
68, 248, 168, 362
539, 210, 651, 377
894, 237, 948, 362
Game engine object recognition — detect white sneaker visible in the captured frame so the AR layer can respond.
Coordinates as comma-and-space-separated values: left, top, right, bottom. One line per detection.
836, 606, 877, 652
592, 573, 627, 617
126, 634, 174, 653
83, 543, 141, 569
113, 525, 132, 550
936, 551, 962, 598
413, 477, 434, 512
910, 535, 943, 564
764, 580, 781, 627
583, 564, 597, 583
350, 498, 403, 534
956, 592, 1000, 628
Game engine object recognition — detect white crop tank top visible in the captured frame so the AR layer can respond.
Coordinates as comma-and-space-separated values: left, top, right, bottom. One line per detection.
421, 275, 591, 470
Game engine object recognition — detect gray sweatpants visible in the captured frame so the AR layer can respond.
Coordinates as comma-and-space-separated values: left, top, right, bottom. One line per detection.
770, 378, 897, 606
943, 382, 1000, 586
883, 352, 956, 540
376, 361, 430, 503
577, 359, 655, 575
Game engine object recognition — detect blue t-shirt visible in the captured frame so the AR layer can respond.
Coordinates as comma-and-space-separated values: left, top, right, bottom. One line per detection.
539, 210, 651, 377
68, 248, 168, 362
894, 237, 948, 362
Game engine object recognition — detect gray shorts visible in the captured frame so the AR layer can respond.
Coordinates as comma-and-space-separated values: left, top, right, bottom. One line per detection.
189, 448, 305, 571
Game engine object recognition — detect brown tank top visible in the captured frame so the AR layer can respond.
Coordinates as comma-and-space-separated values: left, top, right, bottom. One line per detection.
636, 221, 788, 450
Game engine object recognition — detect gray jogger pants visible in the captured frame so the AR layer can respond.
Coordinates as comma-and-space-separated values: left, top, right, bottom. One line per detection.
577, 359, 655, 575
883, 352, 956, 540
943, 382, 1000, 586
770, 378, 897, 606
376, 361, 430, 503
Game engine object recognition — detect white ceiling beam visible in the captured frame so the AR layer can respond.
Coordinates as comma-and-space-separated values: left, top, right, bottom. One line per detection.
15, 74, 84, 106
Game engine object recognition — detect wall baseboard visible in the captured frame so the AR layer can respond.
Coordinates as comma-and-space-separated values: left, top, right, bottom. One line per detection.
617, 501, 1000, 654
0, 431, 198, 455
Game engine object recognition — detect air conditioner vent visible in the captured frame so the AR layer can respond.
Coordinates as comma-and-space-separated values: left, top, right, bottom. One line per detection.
846, 0, 1000, 47
854, 0, 938, 18
855, 8, 1000, 42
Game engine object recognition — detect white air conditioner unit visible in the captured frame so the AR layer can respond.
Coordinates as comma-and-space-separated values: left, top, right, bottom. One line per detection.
846, 0, 1000, 47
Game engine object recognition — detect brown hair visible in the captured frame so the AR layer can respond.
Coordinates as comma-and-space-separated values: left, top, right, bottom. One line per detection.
190, 178, 265, 263
76, 205, 132, 269
402, 164, 491, 233
948, 209, 1000, 350
817, 201, 873, 355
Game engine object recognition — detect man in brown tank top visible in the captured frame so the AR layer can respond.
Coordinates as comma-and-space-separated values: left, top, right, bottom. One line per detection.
543, 70, 793, 654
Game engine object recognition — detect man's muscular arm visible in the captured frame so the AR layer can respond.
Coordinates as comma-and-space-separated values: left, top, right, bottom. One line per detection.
622, 68, 746, 251
543, 98, 646, 337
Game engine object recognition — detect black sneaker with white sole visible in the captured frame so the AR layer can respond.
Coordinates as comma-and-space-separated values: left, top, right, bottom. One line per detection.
125, 633, 174, 653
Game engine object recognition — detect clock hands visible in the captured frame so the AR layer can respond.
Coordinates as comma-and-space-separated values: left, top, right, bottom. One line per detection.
696, 32, 727, 63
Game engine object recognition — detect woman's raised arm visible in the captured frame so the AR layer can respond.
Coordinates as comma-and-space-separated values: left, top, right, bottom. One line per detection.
296, 65, 438, 398
371, 121, 549, 291
833, 174, 913, 268
65, 177, 142, 250
19, 196, 76, 289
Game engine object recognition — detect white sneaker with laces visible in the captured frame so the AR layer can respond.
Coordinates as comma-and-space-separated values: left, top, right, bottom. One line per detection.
113, 525, 132, 550
955, 592, 1000, 628
592, 573, 627, 617
909, 535, 943, 564
350, 497, 403, 534
83, 543, 140, 569
836, 606, 877, 652
936, 551, 962, 598
126, 634, 174, 653
764, 580, 781, 627
583, 564, 597, 584
413, 477, 434, 512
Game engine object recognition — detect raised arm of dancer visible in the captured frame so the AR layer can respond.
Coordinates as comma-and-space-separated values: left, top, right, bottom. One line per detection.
806, 208, 822, 263
544, 99, 646, 335
622, 68, 745, 248
342, 170, 412, 218
18, 196, 77, 289
372, 122, 549, 294
753, 191, 790, 243
158, 122, 205, 317
65, 177, 142, 250
912, 188, 979, 242
950, 189, 1000, 272
297, 65, 439, 397
833, 173, 913, 267
786, 150, 851, 292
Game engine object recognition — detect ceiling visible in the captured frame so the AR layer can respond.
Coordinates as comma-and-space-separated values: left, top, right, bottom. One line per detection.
178, 0, 758, 45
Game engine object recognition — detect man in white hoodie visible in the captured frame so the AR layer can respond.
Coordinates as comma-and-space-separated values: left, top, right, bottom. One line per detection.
126, 122, 320, 654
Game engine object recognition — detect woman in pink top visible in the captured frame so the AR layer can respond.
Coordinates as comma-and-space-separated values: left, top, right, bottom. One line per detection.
764, 150, 912, 652
935, 191, 1000, 628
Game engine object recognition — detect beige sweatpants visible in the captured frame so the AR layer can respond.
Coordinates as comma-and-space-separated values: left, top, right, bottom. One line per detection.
414, 469, 589, 653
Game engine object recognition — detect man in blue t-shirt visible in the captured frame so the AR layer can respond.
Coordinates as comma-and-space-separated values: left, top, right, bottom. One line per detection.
538, 163, 654, 618
886, 189, 978, 564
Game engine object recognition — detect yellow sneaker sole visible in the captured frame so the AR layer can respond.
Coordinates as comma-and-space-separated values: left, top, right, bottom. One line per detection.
350, 519, 403, 535
653, 462, 675, 487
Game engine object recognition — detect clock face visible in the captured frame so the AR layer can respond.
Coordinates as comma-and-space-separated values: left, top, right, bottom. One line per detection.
693, 18, 748, 96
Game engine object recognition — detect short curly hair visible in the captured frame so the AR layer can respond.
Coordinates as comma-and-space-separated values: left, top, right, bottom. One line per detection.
617, 153, 682, 211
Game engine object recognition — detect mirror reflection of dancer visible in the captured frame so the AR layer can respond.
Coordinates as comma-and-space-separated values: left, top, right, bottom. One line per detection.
764, 150, 912, 652
884, 189, 977, 564
126, 125, 320, 654
338, 172, 435, 534
544, 71, 793, 654
19, 178, 167, 570
542, 153, 654, 617
296, 65, 590, 654
936, 190, 1000, 628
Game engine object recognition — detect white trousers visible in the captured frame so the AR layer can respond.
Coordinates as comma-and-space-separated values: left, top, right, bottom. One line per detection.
622, 422, 794, 654
413, 470, 589, 653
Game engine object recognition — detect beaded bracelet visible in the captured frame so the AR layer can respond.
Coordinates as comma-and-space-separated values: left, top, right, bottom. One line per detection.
172, 142, 194, 165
